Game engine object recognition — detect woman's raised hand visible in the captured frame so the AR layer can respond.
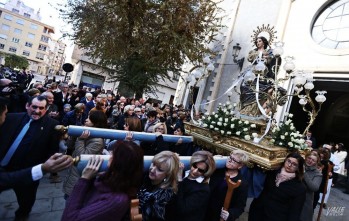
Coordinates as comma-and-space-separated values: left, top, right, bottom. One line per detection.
79, 130, 90, 139
81, 156, 103, 180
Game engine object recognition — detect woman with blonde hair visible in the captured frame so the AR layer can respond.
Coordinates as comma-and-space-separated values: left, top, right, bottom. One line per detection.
206, 150, 250, 221
141, 122, 169, 155
169, 151, 216, 221
138, 151, 180, 221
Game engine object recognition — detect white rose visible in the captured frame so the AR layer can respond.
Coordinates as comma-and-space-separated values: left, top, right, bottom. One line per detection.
285, 121, 290, 125
299, 139, 305, 143
203, 124, 208, 127
226, 101, 231, 105
276, 127, 280, 131
279, 142, 283, 146
202, 116, 206, 120
244, 135, 251, 140
284, 132, 288, 136
288, 113, 293, 118
251, 124, 256, 128
218, 103, 222, 106
288, 142, 294, 147
230, 124, 235, 129
236, 131, 241, 136
217, 122, 222, 126
212, 112, 215, 115
211, 121, 216, 125
243, 128, 248, 132
215, 114, 218, 118
244, 121, 249, 125
252, 133, 258, 138
214, 128, 219, 131
223, 123, 227, 126
280, 135, 285, 140
227, 131, 232, 135
238, 121, 242, 124
223, 108, 227, 112
204, 112, 210, 116
221, 130, 225, 135
210, 125, 214, 129
233, 103, 237, 107
219, 117, 223, 122
225, 118, 229, 123
208, 116, 211, 120
228, 105, 232, 109
290, 126, 295, 130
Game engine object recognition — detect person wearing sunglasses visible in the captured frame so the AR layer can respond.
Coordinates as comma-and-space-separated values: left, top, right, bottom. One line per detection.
249, 152, 306, 221
168, 151, 216, 221
205, 150, 249, 221
0, 95, 60, 221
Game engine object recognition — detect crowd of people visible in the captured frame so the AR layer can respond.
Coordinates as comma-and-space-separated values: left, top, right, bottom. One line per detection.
0, 76, 348, 221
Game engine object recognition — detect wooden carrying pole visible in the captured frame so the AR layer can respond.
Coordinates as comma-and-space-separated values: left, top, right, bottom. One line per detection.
220, 175, 241, 221
130, 199, 142, 221
317, 162, 334, 221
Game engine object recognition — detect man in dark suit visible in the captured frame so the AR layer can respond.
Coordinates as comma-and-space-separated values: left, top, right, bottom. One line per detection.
304, 130, 317, 149
0, 95, 60, 221
53, 82, 70, 114
0, 95, 72, 193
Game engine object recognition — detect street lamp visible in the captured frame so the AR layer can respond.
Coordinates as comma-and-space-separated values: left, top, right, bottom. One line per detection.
232, 43, 245, 71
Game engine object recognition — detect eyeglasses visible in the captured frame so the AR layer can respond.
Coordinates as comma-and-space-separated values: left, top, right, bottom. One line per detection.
286, 159, 298, 168
31, 105, 45, 110
229, 156, 241, 164
192, 163, 207, 174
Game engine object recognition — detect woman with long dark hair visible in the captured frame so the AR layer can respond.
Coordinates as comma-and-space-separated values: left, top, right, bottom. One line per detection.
63, 110, 107, 198
249, 152, 306, 221
61, 141, 144, 221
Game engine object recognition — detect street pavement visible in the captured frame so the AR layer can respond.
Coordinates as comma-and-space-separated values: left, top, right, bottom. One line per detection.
1, 170, 348, 221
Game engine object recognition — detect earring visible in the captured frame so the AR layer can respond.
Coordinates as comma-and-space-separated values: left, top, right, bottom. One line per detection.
163, 178, 167, 182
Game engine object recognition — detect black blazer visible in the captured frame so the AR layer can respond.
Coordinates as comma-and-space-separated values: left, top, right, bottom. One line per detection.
0, 167, 33, 188
0, 113, 59, 171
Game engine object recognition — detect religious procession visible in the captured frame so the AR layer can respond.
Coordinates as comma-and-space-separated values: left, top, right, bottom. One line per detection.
1, 0, 349, 221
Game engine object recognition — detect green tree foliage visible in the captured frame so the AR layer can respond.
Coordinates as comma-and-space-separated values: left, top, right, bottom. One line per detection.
61, 0, 222, 95
3, 53, 29, 69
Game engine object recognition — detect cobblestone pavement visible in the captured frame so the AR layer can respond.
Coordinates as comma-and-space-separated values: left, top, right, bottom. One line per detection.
1, 171, 348, 221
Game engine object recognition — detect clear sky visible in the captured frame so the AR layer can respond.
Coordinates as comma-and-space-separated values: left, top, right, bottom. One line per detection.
1, 0, 74, 62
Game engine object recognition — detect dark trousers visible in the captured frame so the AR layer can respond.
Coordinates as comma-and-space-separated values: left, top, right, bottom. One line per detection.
13, 181, 40, 217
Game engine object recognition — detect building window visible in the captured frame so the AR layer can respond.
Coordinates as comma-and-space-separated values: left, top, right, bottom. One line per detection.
9, 46, 17, 53
1, 24, 10, 31
172, 71, 180, 81
12, 8, 19, 13
36, 52, 45, 60
30, 24, 38, 30
16, 19, 24, 25
24, 13, 31, 18
4, 14, 12, 21
40, 35, 49, 43
38, 44, 47, 51
312, 0, 349, 49
28, 33, 35, 39
14, 28, 22, 34
12, 37, 19, 43
0, 34, 7, 40
22, 50, 30, 56
25, 42, 33, 47
0, 43, 5, 49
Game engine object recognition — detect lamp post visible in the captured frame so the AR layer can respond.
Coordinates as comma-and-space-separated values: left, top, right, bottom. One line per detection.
186, 56, 215, 112
232, 43, 245, 71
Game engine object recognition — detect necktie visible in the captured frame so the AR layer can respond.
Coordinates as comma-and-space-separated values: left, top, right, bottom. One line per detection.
0, 119, 33, 166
